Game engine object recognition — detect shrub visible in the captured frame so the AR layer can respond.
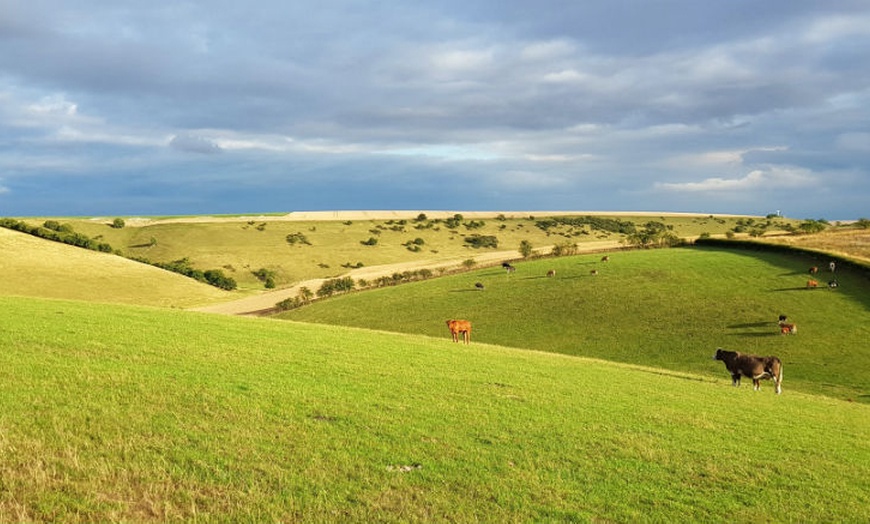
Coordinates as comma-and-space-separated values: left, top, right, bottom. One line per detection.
111, 218, 126, 229
253, 268, 277, 289
361, 237, 378, 246
286, 232, 311, 245
551, 241, 578, 256
204, 269, 237, 291
464, 234, 498, 249
519, 240, 533, 258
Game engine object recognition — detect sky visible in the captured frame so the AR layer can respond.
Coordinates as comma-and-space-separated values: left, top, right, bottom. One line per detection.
1, 1, 869, 219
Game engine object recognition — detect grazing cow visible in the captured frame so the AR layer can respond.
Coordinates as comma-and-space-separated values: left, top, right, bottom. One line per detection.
546, 269, 556, 277
807, 279, 819, 288
446, 319, 472, 344
713, 348, 783, 394
828, 279, 839, 289
590, 269, 599, 276
779, 323, 797, 335
474, 282, 485, 291
809, 266, 819, 274
601, 256, 610, 262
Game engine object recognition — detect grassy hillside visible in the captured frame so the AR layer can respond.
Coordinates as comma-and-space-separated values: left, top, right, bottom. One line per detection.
0, 296, 867, 522
279, 246, 870, 402
0, 228, 231, 308
33, 213, 778, 290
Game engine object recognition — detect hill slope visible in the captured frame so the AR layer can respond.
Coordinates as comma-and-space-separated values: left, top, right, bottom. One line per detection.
0, 227, 231, 308
279, 246, 870, 402
0, 296, 867, 522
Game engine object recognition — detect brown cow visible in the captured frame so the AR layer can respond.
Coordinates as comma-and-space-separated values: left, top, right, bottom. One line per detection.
807, 279, 819, 288
446, 319, 472, 344
601, 256, 610, 262
809, 266, 819, 274
713, 348, 783, 394
590, 269, 599, 276
546, 269, 556, 277
779, 323, 797, 335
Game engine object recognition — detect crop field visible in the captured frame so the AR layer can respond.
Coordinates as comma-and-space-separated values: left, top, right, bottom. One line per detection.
1, 296, 868, 522
279, 246, 870, 403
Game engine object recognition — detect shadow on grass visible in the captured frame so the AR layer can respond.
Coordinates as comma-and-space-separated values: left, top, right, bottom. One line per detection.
728, 321, 776, 328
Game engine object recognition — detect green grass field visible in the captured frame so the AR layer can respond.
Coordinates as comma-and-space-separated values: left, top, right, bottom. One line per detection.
2, 213, 867, 521
1, 296, 867, 522
279, 246, 870, 403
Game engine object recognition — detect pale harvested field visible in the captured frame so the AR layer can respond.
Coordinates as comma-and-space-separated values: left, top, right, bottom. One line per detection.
762, 228, 870, 264
0, 228, 231, 308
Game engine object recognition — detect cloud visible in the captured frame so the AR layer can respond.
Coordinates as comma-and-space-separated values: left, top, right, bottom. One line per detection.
655, 166, 816, 193
0, 1, 868, 219
169, 134, 223, 154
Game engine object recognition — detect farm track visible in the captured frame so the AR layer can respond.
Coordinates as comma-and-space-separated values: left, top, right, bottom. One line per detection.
191, 240, 625, 315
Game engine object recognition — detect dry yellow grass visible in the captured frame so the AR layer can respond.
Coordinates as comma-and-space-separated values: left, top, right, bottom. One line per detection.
0, 227, 231, 308
761, 227, 870, 264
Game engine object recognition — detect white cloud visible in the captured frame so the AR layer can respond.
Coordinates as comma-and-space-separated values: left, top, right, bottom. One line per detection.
656, 166, 816, 193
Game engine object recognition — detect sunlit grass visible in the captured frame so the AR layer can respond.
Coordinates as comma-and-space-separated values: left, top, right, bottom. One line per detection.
48, 214, 764, 290
1, 296, 867, 522
280, 246, 870, 402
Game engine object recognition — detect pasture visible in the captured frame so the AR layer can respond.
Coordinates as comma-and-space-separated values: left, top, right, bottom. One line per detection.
279, 246, 870, 403
1, 296, 868, 522
35, 213, 765, 290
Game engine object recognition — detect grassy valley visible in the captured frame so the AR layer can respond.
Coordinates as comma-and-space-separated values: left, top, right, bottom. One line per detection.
1, 211, 868, 521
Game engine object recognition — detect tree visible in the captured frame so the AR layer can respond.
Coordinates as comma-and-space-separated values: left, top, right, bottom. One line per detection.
519, 240, 533, 258
111, 218, 126, 229
625, 221, 680, 248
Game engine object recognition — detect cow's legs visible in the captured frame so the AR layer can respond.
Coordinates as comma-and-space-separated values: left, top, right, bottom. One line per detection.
731, 374, 741, 387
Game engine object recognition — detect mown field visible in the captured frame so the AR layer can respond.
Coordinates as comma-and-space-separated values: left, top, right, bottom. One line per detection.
279, 246, 870, 403
27, 213, 780, 290
1, 296, 868, 522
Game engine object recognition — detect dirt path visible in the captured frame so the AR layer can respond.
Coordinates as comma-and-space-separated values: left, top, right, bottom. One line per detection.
191, 240, 624, 315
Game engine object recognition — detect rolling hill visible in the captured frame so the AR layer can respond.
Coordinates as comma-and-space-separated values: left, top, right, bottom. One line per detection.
0, 295, 867, 522
0, 227, 231, 308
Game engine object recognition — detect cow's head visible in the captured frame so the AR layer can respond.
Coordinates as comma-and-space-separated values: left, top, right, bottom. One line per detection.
713, 348, 728, 361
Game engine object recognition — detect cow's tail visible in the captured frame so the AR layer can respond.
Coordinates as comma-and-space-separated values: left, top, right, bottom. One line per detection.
771, 358, 783, 395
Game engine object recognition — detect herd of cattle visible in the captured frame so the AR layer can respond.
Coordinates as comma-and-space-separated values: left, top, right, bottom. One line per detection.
447, 255, 843, 396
